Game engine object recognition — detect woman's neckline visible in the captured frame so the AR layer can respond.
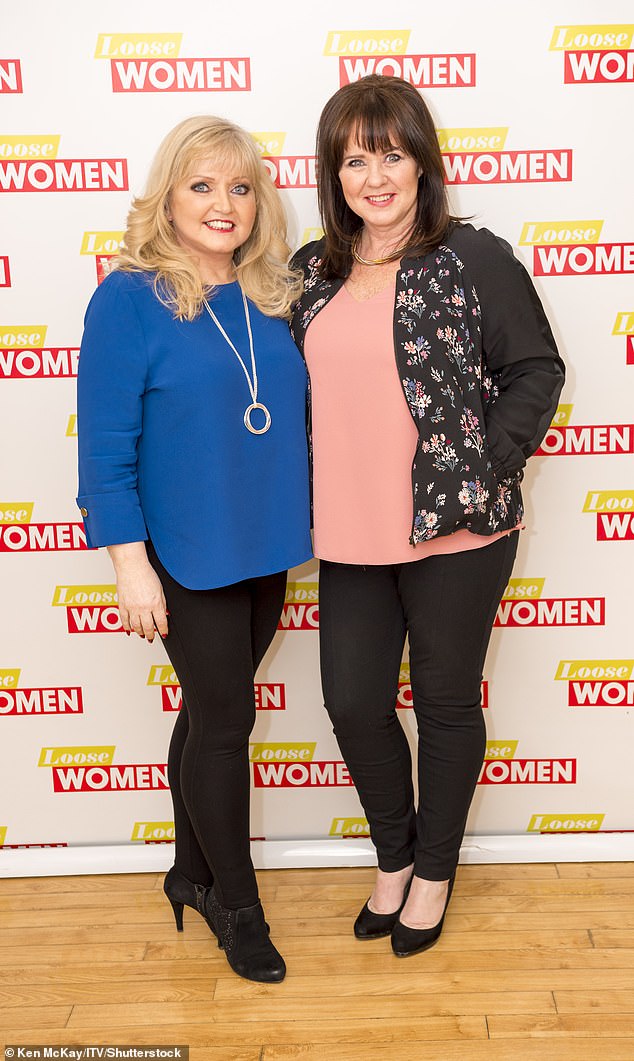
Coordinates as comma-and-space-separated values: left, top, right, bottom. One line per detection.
342, 276, 396, 305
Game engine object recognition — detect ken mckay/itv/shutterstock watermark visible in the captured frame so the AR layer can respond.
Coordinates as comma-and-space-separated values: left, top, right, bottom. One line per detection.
5, 1050, 189, 1059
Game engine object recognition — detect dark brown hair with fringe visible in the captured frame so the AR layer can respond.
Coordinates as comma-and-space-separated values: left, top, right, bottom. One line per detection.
316, 75, 452, 279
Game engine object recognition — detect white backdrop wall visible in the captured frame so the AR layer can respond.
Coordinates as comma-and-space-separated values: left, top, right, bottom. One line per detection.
2, 0, 634, 876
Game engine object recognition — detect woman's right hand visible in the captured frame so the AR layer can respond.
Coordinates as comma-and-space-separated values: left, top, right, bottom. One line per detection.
107, 542, 168, 642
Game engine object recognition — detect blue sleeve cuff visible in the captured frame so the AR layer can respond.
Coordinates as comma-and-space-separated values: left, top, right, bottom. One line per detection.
76, 490, 148, 549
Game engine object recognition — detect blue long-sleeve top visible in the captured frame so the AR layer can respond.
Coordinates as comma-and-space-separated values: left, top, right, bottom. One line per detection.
76, 269, 312, 589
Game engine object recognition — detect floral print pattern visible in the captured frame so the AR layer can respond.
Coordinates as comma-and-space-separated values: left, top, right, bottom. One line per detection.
403, 378, 431, 418
290, 236, 526, 546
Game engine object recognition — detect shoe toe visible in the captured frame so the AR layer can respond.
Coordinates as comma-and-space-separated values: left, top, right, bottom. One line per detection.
354, 899, 400, 940
234, 949, 286, 983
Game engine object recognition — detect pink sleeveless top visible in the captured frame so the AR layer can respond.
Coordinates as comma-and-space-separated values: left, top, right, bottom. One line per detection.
304, 282, 515, 564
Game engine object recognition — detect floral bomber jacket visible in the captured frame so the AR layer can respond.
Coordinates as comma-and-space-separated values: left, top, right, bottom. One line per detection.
290, 223, 565, 545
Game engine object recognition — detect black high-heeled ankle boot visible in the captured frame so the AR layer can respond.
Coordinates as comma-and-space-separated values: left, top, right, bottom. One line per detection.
204, 887, 286, 983
391, 875, 455, 957
163, 867, 215, 935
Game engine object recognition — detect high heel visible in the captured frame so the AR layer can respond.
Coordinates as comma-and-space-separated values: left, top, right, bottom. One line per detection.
163, 867, 215, 936
204, 887, 286, 983
354, 877, 412, 940
391, 875, 455, 957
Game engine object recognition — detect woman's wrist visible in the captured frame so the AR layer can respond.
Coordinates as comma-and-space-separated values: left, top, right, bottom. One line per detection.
107, 541, 150, 571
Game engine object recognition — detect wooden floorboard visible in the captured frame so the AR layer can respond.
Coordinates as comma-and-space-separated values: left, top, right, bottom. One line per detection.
1, 862, 633, 1060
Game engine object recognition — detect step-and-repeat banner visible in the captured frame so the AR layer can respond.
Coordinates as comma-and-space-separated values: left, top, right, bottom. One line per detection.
1, 1, 633, 864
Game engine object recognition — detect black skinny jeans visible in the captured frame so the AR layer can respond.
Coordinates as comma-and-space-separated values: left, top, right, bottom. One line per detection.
319, 532, 519, 880
147, 542, 287, 909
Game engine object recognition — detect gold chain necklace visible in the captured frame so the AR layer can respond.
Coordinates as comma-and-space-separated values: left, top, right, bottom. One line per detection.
351, 229, 410, 267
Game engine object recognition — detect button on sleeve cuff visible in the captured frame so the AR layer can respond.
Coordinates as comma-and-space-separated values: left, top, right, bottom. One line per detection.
76, 491, 148, 549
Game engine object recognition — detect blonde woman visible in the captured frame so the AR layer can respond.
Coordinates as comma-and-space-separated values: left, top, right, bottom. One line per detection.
76, 116, 312, 983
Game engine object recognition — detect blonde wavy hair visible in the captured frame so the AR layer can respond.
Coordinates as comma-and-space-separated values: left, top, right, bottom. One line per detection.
114, 115, 302, 320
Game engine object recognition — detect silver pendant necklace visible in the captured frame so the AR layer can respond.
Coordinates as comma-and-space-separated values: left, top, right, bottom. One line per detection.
202, 289, 271, 435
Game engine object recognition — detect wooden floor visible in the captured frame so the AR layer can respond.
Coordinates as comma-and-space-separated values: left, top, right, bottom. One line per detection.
2, 862, 634, 1059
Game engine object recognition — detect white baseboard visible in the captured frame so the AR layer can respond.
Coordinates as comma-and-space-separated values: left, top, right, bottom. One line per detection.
1, 833, 634, 878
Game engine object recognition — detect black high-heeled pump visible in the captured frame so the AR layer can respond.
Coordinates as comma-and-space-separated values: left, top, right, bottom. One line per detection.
354, 876, 413, 940
163, 867, 215, 935
391, 875, 455, 957
204, 887, 286, 983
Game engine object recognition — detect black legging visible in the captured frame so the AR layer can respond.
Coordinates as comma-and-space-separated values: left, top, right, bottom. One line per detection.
319, 532, 518, 880
147, 542, 287, 909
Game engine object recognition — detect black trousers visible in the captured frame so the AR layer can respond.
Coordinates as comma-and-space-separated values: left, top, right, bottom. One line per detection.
319, 533, 519, 880
147, 543, 287, 909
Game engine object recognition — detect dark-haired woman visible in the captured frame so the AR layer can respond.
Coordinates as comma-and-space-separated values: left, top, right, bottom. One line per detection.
291, 76, 564, 956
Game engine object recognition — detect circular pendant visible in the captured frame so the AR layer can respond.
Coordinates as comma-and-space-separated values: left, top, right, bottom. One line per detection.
244, 402, 272, 435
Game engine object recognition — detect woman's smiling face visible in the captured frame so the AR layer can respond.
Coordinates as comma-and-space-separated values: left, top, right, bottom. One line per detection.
167, 158, 257, 282
338, 135, 421, 240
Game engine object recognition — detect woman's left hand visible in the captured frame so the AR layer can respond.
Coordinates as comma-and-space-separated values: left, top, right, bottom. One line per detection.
107, 541, 168, 642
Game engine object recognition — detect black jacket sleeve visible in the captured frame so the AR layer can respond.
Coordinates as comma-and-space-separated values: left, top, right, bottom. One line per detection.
449, 225, 566, 478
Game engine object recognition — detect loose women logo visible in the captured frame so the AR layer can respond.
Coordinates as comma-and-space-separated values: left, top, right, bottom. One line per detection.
0, 330, 79, 379
533, 241, 634, 276
613, 311, 634, 367
257, 134, 318, 190
46, 745, 169, 793
485, 740, 519, 759
52, 763, 169, 792
0, 256, 10, 287
278, 581, 319, 630
95, 33, 183, 58
250, 742, 316, 762
0, 134, 128, 192
251, 133, 286, 157
81, 231, 123, 285
330, 816, 370, 838
111, 58, 250, 93
0, 837, 68, 849
493, 577, 604, 628
0, 134, 60, 158
444, 132, 572, 185
326, 29, 474, 88
537, 406, 634, 457
0, 325, 46, 348
253, 760, 352, 787
0, 669, 20, 688
0, 502, 34, 524
146, 665, 287, 711
0, 678, 83, 715
0, 521, 88, 552
478, 744, 576, 785
519, 220, 604, 246
555, 658, 634, 707
583, 490, 634, 541
262, 155, 316, 190
96, 31, 250, 93
324, 30, 411, 55
503, 577, 546, 598
0, 839, 68, 849
52, 584, 120, 632
549, 24, 634, 83
527, 813, 605, 832
0, 60, 23, 93
39, 746, 115, 767
438, 128, 509, 153
132, 821, 175, 843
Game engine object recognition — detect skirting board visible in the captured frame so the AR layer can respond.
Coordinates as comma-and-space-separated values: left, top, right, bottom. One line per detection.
1, 833, 634, 878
